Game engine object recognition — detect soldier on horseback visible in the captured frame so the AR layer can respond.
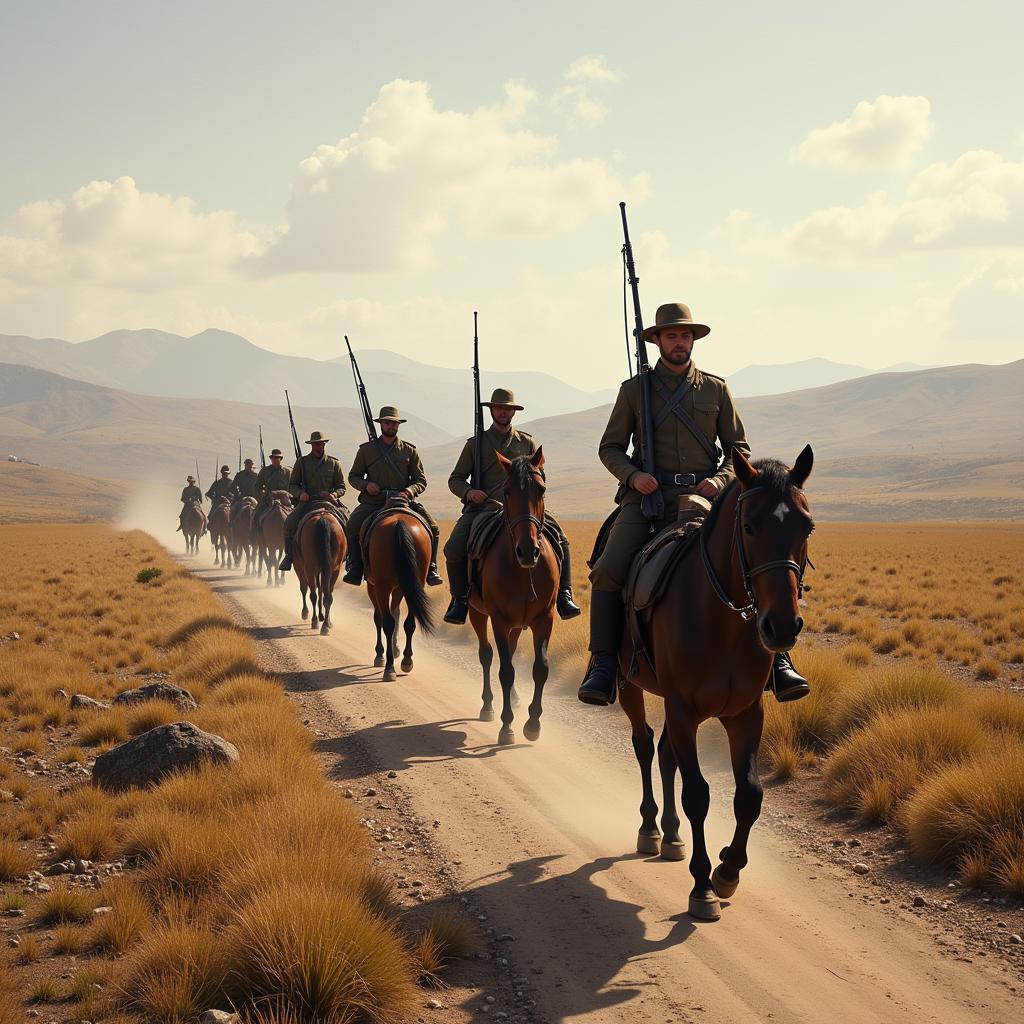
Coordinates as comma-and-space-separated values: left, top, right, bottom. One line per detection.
205, 465, 233, 508
577, 302, 810, 706
278, 431, 348, 571
443, 388, 581, 625
254, 448, 291, 527
176, 475, 202, 533
230, 458, 259, 518
342, 406, 444, 588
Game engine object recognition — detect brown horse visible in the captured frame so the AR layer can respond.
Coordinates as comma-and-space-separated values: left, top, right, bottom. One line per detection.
618, 446, 814, 921
208, 498, 231, 566
293, 504, 347, 635
258, 490, 290, 588
468, 449, 557, 745
364, 505, 435, 681
230, 497, 259, 575
181, 501, 206, 555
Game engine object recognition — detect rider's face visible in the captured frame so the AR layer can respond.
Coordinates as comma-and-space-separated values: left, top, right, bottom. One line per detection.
270, 456, 283, 466
380, 420, 400, 438
490, 405, 516, 429
657, 328, 695, 366
310, 441, 326, 458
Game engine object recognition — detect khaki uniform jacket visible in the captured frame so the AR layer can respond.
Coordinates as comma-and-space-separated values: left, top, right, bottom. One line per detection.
255, 464, 292, 501
180, 485, 202, 504
599, 360, 750, 497
288, 454, 346, 502
205, 477, 234, 502
348, 438, 427, 504
231, 468, 259, 499
448, 426, 537, 503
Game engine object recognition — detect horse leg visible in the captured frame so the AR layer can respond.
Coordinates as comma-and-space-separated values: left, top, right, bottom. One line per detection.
619, 682, 660, 855
494, 623, 516, 745
401, 603, 415, 673
522, 614, 551, 742
381, 598, 398, 681
508, 627, 522, 707
372, 605, 385, 667
299, 580, 309, 620
657, 726, 685, 861
712, 700, 765, 901
469, 606, 493, 721
320, 586, 333, 635
390, 592, 402, 662
665, 694, 719, 921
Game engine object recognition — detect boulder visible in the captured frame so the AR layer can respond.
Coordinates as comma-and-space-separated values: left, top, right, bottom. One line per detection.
92, 722, 239, 792
200, 1012, 240, 1024
70, 694, 109, 711
112, 681, 197, 712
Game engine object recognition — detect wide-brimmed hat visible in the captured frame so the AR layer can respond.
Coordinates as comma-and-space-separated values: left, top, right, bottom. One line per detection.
220, 464, 230, 473
641, 302, 711, 343
243, 458, 254, 467
375, 406, 406, 424
306, 430, 329, 444
270, 448, 283, 457
483, 388, 524, 411
186, 475, 196, 483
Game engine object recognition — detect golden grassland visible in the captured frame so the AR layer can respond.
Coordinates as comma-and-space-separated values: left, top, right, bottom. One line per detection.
0, 525, 467, 1024
0, 461, 118, 524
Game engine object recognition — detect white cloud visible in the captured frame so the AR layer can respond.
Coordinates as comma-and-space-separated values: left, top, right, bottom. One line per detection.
793, 95, 933, 172
786, 150, 1024, 259
553, 55, 622, 127
258, 78, 643, 275
0, 176, 264, 291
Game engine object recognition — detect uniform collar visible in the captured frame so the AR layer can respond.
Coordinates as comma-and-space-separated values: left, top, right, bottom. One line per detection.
654, 358, 697, 388
487, 425, 516, 446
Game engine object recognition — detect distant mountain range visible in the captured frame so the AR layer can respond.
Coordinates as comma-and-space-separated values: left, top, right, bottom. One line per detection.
726, 357, 929, 397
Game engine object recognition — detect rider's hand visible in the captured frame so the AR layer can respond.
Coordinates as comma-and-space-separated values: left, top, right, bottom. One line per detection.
399, 489, 412, 500
467, 489, 488, 505
631, 472, 659, 496
299, 491, 310, 502
366, 482, 381, 496
695, 478, 720, 499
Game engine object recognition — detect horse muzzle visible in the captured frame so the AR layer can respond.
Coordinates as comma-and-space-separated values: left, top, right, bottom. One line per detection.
757, 611, 803, 652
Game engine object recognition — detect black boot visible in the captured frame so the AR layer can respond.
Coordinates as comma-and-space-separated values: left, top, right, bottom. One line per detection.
443, 561, 470, 625
343, 545, 363, 586
767, 650, 810, 703
556, 542, 581, 620
278, 537, 293, 572
427, 532, 443, 586
577, 590, 625, 706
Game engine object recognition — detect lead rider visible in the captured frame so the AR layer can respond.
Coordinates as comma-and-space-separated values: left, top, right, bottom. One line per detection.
578, 302, 810, 706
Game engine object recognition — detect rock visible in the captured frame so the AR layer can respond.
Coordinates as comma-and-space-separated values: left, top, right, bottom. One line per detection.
92, 906, 113, 916
74, 859, 91, 874
365, 787, 377, 797
1010, 934, 1023, 945
4, 908, 24, 917
92, 722, 239, 792
852, 863, 870, 875
426, 1000, 443, 1010
113, 682, 198, 712
199, 1012, 240, 1024
343, 788, 354, 798
912, 895, 927, 907
70, 694, 109, 711
7, 936, 18, 947
387, 770, 398, 778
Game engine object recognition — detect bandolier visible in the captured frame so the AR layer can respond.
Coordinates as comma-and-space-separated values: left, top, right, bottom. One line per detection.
342, 406, 443, 587
443, 387, 581, 624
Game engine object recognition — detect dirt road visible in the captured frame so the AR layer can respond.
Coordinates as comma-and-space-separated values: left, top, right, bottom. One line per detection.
177, 544, 1018, 1024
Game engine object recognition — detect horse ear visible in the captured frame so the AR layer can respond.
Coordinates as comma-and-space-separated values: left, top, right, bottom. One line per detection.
496, 451, 513, 472
732, 447, 758, 487
530, 446, 545, 469
790, 444, 813, 488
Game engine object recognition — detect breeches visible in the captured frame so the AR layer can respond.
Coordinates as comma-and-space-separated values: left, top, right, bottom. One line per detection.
443, 506, 568, 563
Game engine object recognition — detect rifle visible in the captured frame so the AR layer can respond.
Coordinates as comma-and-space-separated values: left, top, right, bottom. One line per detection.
619, 201, 665, 524
195, 459, 201, 491
345, 336, 377, 443
471, 312, 483, 492
284, 389, 302, 463
237, 439, 242, 474
259, 426, 266, 470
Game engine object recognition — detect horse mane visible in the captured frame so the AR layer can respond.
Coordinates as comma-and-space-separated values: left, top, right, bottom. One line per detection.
704, 457, 794, 533
508, 455, 540, 491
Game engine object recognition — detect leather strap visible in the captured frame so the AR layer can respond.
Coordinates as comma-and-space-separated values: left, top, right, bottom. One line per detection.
651, 376, 719, 463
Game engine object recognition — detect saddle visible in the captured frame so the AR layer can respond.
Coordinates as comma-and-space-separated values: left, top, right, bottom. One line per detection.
238, 496, 257, 510
301, 497, 348, 529
623, 494, 713, 677
359, 498, 434, 570
467, 505, 563, 595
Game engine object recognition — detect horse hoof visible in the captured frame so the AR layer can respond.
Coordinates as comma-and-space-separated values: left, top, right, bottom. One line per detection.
636, 832, 661, 856
688, 892, 722, 921
660, 838, 686, 861
479, 707, 495, 722
523, 718, 541, 742
497, 727, 515, 746
373, 655, 385, 667
401, 659, 414, 673
383, 668, 397, 682
711, 866, 739, 899
301, 610, 309, 620
320, 624, 331, 636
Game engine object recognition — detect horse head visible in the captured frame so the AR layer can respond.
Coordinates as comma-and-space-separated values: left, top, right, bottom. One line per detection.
497, 448, 546, 569
270, 489, 291, 509
731, 444, 814, 652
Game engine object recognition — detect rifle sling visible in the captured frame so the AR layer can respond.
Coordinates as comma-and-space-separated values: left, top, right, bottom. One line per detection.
651, 376, 718, 464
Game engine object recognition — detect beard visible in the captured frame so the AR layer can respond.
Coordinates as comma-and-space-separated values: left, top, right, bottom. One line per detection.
381, 424, 399, 438
660, 346, 692, 365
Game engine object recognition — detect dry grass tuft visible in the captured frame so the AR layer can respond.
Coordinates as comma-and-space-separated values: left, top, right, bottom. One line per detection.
91, 877, 155, 954
55, 804, 120, 861
830, 665, 961, 737
0, 839, 35, 881
37, 882, 95, 925
52, 923, 87, 954
15, 932, 41, 964
413, 907, 475, 982
78, 707, 130, 746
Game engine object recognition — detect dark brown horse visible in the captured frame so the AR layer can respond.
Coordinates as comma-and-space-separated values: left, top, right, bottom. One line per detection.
293, 504, 347, 635
208, 498, 231, 566
468, 449, 557, 745
258, 490, 289, 588
364, 505, 435, 681
181, 501, 206, 555
618, 446, 814, 921
230, 497, 259, 575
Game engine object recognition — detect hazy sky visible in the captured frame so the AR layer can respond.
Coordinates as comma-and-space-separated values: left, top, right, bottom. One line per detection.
1, 1, 1022, 387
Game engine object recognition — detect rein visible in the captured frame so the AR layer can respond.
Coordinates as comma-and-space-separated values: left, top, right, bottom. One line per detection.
500, 470, 547, 603
700, 485, 808, 621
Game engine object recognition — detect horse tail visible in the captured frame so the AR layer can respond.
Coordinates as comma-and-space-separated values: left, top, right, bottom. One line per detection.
394, 519, 434, 634
317, 515, 335, 598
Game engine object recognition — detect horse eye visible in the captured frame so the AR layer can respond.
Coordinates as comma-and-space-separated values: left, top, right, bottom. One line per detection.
743, 523, 754, 536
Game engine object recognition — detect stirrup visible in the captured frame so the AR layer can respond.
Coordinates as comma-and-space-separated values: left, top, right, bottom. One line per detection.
443, 596, 469, 625
278, 555, 292, 572
427, 563, 444, 586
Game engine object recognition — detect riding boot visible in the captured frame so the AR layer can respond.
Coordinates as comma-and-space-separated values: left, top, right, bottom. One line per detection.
426, 532, 443, 586
556, 541, 582, 620
278, 537, 293, 572
766, 650, 810, 703
577, 590, 625, 706
443, 561, 471, 625
343, 545, 364, 586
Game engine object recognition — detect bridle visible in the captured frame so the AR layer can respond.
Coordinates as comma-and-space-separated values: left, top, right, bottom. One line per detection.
502, 467, 547, 600
700, 484, 811, 621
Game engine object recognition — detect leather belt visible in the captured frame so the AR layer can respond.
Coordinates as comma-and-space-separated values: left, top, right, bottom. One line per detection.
657, 471, 710, 486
